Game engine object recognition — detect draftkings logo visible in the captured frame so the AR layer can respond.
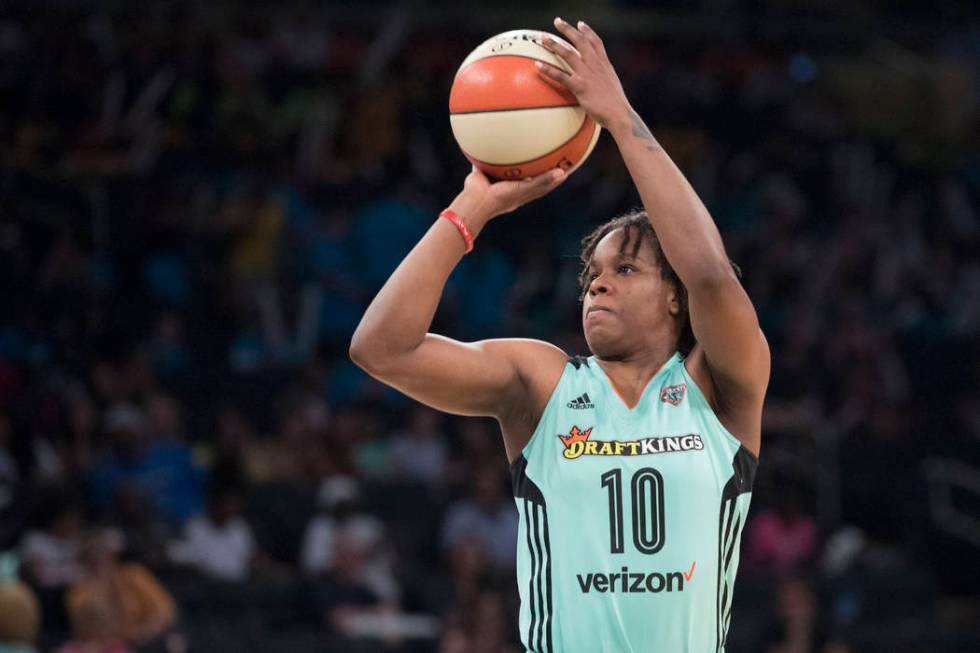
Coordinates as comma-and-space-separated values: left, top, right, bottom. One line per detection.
558, 425, 704, 460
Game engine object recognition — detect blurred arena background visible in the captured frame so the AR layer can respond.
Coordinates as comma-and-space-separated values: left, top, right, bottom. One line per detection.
1, 1, 979, 652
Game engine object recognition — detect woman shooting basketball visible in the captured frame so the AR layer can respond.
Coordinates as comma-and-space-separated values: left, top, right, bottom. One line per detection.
350, 17, 770, 652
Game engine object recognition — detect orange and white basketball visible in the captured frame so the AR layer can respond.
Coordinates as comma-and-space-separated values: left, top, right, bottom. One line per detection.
449, 30, 601, 180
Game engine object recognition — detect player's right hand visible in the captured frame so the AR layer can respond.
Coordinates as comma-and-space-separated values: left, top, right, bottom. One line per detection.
448, 166, 566, 226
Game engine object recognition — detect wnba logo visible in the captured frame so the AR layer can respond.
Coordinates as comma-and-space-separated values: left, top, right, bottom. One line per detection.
660, 384, 686, 406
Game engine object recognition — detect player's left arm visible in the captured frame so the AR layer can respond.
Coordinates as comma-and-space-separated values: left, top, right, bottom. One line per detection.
538, 18, 770, 426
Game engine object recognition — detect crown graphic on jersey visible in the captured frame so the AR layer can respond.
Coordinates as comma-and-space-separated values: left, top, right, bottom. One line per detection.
567, 392, 594, 409
558, 425, 593, 448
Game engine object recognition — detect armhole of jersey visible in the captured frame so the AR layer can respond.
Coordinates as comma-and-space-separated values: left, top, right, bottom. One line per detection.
514, 359, 574, 464
679, 361, 759, 466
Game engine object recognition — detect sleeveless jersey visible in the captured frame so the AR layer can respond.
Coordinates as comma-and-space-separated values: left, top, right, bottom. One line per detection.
510, 352, 757, 653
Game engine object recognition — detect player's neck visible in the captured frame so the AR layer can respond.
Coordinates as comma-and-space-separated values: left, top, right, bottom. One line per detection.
594, 345, 676, 387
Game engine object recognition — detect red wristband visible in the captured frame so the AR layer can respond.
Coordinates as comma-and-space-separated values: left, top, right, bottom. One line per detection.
439, 209, 474, 254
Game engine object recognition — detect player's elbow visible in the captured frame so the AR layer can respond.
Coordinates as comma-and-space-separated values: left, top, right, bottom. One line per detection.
349, 332, 409, 377
349, 332, 381, 373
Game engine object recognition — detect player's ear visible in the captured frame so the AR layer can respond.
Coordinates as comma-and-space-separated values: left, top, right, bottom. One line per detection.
666, 287, 681, 316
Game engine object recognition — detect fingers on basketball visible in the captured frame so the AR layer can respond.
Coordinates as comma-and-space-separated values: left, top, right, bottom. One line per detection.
535, 60, 572, 91
527, 168, 566, 194
539, 35, 579, 68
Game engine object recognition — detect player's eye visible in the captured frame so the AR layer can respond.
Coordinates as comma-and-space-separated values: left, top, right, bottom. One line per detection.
587, 272, 599, 281
618, 265, 634, 274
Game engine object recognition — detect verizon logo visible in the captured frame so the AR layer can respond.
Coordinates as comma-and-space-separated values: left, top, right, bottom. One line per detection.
577, 563, 695, 594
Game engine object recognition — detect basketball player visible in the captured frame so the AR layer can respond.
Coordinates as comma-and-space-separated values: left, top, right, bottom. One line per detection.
350, 17, 769, 652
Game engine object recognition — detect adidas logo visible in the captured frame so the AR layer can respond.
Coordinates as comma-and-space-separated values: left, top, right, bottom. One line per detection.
567, 393, 595, 410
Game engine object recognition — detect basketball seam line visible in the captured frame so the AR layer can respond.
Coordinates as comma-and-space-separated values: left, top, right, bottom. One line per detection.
455, 53, 573, 75
450, 104, 579, 115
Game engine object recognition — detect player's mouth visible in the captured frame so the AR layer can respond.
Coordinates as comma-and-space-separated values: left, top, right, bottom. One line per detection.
587, 305, 614, 317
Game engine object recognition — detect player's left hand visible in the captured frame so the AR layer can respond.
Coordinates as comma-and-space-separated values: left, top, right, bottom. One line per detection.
537, 17, 631, 132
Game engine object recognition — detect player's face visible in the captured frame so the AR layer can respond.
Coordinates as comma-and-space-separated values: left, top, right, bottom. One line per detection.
582, 229, 680, 358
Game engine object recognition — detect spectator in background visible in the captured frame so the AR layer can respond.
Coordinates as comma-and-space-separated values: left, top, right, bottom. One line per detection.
19, 492, 85, 590
0, 553, 41, 653
208, 405, 295, 485
105, 486, 170, 572
18, 487, 86, 643
314, 527, 398, 649
348, 407, 390, 481
746, 477, 816, 573
386, 405, 447, 488
205, 406, 255, 488
444, 418, 503, 494
66, 531, 177, 649
761, 575, 822, 653
142, 393, 204, 521
0, 410, 61, 498
448, 246, 516, 339
306, 207, 364, 346
301, 476, 398, 603
441, 466, 518, 572
56, 599, 135, 653
445, 538, 494, 613
301, 476, 381, 576
89, 401, 202, 526
169, 481, 255, 582
440, 591, 518, 653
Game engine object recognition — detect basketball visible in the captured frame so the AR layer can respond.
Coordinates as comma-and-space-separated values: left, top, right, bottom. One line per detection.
449, 30, 601, 180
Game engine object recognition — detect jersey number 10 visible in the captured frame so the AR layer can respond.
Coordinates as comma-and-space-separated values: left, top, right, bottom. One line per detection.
600, 468, 665, 555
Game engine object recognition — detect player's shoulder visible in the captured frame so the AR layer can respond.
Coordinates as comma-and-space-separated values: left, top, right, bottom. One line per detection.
481, 337, 569, 380
481, 337, 570, 416
485, 339, 575, 459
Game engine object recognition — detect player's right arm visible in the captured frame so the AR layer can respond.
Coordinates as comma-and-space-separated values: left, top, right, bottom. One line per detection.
349, 167, 567, 424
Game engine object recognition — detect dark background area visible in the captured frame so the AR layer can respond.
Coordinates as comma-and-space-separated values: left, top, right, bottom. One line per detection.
0, 1, 978, 652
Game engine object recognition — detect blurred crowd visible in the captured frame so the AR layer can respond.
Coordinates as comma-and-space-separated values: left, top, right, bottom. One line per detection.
1, 1, 979, 652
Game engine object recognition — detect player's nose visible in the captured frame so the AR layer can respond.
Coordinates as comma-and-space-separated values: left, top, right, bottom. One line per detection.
589, 274, 612, 295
